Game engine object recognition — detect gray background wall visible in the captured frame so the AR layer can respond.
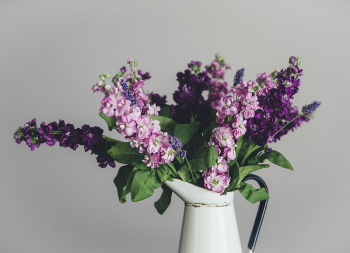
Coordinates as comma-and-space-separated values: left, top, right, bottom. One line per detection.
1, 0, 349, 252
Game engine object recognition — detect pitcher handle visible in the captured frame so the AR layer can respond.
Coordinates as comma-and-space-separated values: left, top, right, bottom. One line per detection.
242, 174, 269, 253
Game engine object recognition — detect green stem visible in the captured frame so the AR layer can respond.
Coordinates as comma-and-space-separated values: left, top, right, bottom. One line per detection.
272, 114, 302, 138
52, 131, 62, 134
227, 115, 234, 124
241, 142, 256, 165
185, 157, 195, 182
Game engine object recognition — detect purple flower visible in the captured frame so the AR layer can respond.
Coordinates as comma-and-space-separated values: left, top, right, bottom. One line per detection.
137, 70, 151, 80
120, 66, 127, 73
20, 118, 41, 150
14, 119, 115, 168
233, 68, 245, 87
172, 66, 212, 129
59, 123, 81, 150
273, 106, 304, 142
120, 79, 137, 106
37, 121, 58, 146
150, 92, 167, 107
96, 154, 116, 168
80, 125, 104, 153
302, 101, 321, 116
169, 136, 186, 159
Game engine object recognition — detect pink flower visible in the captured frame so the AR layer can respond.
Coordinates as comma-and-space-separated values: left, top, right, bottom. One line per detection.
232, 115, 247, 140
161, 146, 176, 163
215, 157, 229, 173
203, 171, 230, 193
136, 116, 152, 139
242, 105, 256, 119
115, 96, 131, 117
142, 154, 160, 169
150, 120, 161, 134
91, 82, 104, 93
100, 96, 118, 117
117, 120, 137, 137
144, 104, 160, 115
146, 134, 164, 154
241, 93, 258, 108
130, 137, 146, 153
213, 126, 234, 148
223, 146, 236, 161
121, 105, 141, 123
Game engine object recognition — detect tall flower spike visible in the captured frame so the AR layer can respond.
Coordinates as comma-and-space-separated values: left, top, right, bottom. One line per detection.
169, 136, 186, 159
302, 101, 321, 116
233, 68, 245, 87
120, 78, 137, 106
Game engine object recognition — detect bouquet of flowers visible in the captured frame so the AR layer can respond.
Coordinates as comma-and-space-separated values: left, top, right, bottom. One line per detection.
13, 54, 321, 214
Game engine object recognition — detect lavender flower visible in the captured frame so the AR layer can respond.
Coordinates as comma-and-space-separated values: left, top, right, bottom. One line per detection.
120, 78, 137, 106
169, 136, 186, 159
302, 101, 322, 116
233, 68, 245, 87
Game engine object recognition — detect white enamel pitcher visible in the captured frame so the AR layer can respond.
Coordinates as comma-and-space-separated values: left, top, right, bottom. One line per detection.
164, 174, 268, 253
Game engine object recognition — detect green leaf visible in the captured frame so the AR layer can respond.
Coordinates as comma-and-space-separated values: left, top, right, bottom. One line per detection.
131, 161, 150, 171
177, 145, 218, 183
174, 122, 200, 145
226, 162, 240, 192
108, 142, 143, 164
157, 164, 175, 182
161, 162, 177, 177
237, 182, 269, 204
178, 166, 191, 182
130, 170, 162, 202
264, 150, 294, 170
154, 185, 172, 215
158, 106, 173, 118
202, 109, 217, 134
148, 115, 177, 135
236, 136, 250, 164
181, 145, 218, 173
238, 164, 270, 185
118, 168, 139, 203
248, 150, 294, 170
114, 165, 133, 203
235, 136, 244, 156
99, 112, 117, 131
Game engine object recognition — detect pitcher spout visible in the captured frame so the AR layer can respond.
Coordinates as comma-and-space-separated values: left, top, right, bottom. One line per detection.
164, 178, 234, 205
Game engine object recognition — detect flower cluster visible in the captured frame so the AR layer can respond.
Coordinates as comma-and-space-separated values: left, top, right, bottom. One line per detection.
246, 57, 305, 145
13, 118, 115, 168
94, 59, 185, 169
13, 55, 321, 200
202, 125, 234, 193
206, 54, 232, 111
171, 62, 212, 128
202, 163, 230, 193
